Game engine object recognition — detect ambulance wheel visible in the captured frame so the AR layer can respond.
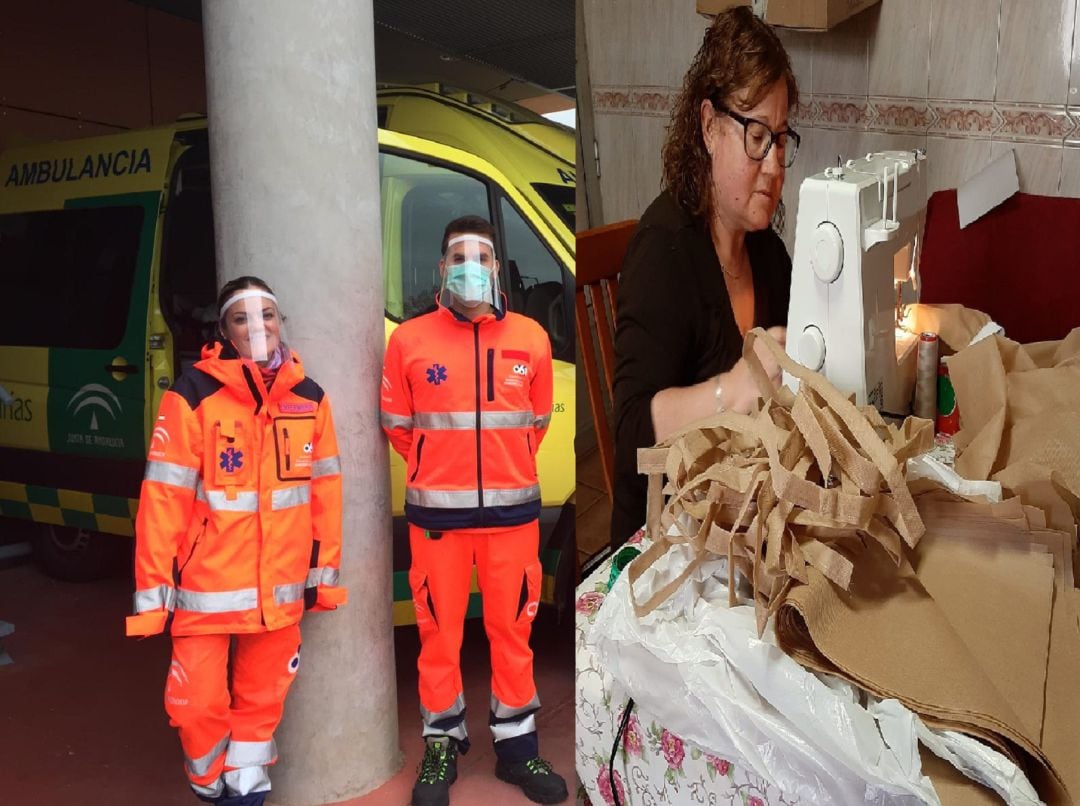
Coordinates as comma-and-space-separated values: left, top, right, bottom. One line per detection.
32, 524, 127, 582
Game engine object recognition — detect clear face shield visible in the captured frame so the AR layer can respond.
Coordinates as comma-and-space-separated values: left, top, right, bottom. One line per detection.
219, 288, 289, 365
439, 234, 502, 312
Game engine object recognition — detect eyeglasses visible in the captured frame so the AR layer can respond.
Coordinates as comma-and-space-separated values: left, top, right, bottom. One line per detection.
711, 102, 800, 168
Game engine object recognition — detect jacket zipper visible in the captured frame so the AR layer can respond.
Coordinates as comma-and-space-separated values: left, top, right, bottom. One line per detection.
257, 408, 266, 625
283, 427, 291, 471
410, 434, 426, 482
242, 364, 264, 416
486, 348, 495, 402
527, 432, 532, 456
473, 323, 484, 523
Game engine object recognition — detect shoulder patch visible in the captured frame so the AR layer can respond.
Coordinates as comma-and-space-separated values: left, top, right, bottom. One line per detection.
170, 368, 224, 410
290, 377, 325, 404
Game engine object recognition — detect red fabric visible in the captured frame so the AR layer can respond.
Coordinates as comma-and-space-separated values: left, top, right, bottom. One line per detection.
258, 365, 279, 388
919, 190, 1080, 344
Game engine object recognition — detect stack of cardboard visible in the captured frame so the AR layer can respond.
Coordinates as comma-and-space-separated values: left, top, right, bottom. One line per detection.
775, 485, 1080, 802
630, 322, 1080, 802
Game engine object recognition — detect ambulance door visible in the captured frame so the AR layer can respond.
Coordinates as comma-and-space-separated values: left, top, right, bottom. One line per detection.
157, 136, 217, 387
0, 197, 155, 466
493, 193, 575, 511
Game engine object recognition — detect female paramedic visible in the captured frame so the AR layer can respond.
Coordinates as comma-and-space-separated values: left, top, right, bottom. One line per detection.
126, 276, 346, 806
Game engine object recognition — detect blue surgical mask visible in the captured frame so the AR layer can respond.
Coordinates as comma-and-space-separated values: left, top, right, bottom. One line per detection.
445, 261, 493, 307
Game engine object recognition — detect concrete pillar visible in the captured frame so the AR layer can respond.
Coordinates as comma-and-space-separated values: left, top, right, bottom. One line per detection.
201, 2, 400, 803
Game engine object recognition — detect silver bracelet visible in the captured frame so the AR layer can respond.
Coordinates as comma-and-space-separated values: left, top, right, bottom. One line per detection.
714, 375, 726, 413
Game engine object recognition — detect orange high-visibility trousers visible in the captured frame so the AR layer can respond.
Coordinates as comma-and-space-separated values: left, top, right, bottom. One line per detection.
408, 521, 543, 761
164, 625, 302, 800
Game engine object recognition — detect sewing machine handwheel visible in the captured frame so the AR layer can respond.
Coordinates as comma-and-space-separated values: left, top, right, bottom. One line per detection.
811, 223, 843, 283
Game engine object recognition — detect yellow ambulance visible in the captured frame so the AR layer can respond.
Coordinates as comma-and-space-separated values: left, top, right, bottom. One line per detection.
0, 85, 576, 624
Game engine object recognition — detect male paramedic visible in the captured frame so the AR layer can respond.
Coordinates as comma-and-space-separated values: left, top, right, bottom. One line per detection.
381, 215, 568, 806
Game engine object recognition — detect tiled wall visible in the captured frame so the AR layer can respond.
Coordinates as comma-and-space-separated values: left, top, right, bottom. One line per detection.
585, 0, 1080, 250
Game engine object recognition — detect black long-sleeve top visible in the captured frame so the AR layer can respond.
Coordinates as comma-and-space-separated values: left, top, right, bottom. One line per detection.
610, 190, 792, 548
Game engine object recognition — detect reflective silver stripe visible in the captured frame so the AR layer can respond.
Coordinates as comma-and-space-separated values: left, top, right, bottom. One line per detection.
134, 584, 176, 613
491, 713, 537, 742
414, 410, 534, 430
483, 410, 536, 428
223, 766, 271, 796
421, 693, 468, 741
533, 412, 552, 430
144, 460, 199, 490
191, 779, 224, 799
311, 455, 341, 478
422, 721, 469, 742
225, 738, 277, 768
204, 489, 260, 513
186, 732, 230, 778
406, 488, 479, 507
195, 479, 207, 503
176, 587, 258, 613
381, 411, 413, 430
421, 693, 466, 724
274, 582, 305, 605
414, 411, 472, 430
272, 484, 310, 511
405, 484, 541, 508
486, 484, 541, 506
491, 693, 541, 720
306, 566, 340, 588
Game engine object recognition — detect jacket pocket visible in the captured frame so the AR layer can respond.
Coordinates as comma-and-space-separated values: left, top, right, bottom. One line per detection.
486, 348, 495, 402
408, 568, 438, 634
213, 420, 251, 486
515, 559, 542, 624
409, 434, 426, 482
273, 416, 316, 481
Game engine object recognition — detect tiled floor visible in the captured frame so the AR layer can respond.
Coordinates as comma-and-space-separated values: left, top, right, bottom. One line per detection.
575, 449, 611, 571
0, 557, 574, 806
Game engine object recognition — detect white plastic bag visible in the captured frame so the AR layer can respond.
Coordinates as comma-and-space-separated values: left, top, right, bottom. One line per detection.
589, 541, 1040, 805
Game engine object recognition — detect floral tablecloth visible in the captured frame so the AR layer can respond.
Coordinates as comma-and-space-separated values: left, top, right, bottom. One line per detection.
575, 531, 801, 806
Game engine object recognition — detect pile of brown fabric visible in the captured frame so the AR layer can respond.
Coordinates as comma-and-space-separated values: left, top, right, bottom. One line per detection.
630, 326, 1080, 803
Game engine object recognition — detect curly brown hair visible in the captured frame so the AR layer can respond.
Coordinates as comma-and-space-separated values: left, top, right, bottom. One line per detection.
662, 6, 798, 224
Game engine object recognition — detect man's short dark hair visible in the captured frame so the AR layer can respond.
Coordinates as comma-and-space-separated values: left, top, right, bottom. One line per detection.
441, 215, 496, 254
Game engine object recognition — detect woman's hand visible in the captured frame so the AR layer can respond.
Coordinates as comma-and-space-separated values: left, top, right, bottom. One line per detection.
719, 326, 787, 413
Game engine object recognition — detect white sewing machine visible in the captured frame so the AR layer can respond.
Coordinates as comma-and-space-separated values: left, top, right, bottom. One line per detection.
784, 149, 928, 414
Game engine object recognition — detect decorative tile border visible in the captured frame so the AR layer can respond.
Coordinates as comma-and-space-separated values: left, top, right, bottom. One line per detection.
928, 102, 997, 138
1066, 107, 1080, 147
994, 103, 1074, 143
593, 86, 1079, 144
592, 86, 678, 118
790, 99, 814, 128
868, 98, 934, 135
815, 95, 873, 130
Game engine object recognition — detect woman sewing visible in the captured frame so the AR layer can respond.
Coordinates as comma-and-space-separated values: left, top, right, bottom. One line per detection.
611, 6, 800, 549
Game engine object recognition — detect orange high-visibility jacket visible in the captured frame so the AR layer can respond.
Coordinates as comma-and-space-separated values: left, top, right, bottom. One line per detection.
126, 342, 346, 637
381, 304, 553, 531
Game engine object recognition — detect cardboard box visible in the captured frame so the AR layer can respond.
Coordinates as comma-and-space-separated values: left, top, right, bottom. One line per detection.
697, 0, 881, 31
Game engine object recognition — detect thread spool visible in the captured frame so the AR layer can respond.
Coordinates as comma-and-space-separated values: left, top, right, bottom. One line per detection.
914, 332, 939, 420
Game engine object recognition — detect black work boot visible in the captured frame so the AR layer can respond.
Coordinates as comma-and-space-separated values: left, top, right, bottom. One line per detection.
411, 737, 459, 806
495, 756, 568, 804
